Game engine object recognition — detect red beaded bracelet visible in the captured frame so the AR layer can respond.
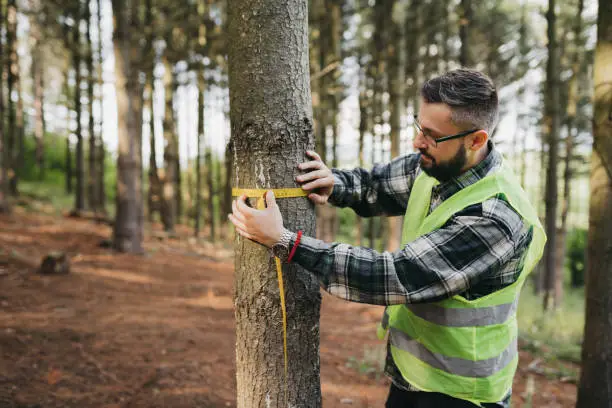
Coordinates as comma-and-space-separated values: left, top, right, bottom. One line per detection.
287, 230, 303, 263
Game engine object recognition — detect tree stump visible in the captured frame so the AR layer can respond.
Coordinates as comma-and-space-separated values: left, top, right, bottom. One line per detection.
39, 252, 70, 275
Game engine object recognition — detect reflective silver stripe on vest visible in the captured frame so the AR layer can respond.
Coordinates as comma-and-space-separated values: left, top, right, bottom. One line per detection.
389, 327, 517, 378
405, 298, 518, 327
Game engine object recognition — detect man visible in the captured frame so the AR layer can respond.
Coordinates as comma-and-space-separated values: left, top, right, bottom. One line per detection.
228, 69, 546, 408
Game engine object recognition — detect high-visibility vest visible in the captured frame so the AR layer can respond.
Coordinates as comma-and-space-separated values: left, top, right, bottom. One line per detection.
377, 166, 546, 404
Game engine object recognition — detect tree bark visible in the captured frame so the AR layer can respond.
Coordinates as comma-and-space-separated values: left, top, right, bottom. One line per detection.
111, 0, 144, 253
227, 0, 321, 405
542, 0, 562, 311
576, 0, 612, 404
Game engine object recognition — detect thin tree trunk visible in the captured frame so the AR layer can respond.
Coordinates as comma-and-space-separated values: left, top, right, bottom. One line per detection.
96, 0, 106, 214
228, 0, 321, 404
111, 0, 144, 253
31, 20, 46, 181
147, 76, 159, 222
87, 0, 97, 210
576, 2, 612, 402
459, 0, 472, 67
161, 58, 176, 232
73, 1, 85, 213
0, 0, 8, 212
206, 148, 215, 240
173, 72, 182, 223
6, 0, 18, 196
542, 0, 562, 311
195, 72, 204, 237
386, 3, 404, 252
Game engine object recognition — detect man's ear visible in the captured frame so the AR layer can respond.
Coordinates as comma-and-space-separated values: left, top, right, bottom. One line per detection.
468, 130, 488, 151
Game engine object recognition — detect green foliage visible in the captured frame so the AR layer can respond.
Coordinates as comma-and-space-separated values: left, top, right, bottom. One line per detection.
346, 344, 386, 379
517, 282, 584, 364
566, 228, 587, 288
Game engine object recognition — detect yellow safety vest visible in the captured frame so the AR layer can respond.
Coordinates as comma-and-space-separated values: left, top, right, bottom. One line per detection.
377, 165, 546, 404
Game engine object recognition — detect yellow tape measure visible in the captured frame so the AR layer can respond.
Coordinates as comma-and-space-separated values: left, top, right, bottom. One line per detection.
232, 187, 308, 400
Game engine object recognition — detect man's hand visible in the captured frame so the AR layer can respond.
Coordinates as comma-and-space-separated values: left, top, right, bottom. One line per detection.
296, 150, 334, 205
228, 191, 285, 248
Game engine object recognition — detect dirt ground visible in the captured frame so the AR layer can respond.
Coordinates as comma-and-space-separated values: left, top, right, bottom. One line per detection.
0, 208, 578, 407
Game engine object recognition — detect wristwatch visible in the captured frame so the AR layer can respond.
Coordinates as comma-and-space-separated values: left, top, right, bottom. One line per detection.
271, 229, 294, 262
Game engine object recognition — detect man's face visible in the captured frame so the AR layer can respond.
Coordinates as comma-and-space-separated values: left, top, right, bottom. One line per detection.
413, 102, 469, 183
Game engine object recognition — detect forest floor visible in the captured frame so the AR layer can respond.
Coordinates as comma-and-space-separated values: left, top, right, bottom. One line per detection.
0, 204, 579, 407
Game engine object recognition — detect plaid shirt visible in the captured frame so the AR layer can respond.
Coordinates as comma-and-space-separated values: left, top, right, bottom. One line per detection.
290, 143, 532, 406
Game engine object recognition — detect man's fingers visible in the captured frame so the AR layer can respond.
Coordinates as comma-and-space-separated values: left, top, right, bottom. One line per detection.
228, 214, 248, 231
296, 169, 328, 183
305, 150, 321, 161
298, 160, 323, 171
231, 200, 248, 223
236, 195, 256, 216
308, 193, 326, 204
302, 177, 333, 191
235, 227, 255, 241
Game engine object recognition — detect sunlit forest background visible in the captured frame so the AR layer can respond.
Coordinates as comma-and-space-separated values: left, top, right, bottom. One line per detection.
0, 0, 610, 406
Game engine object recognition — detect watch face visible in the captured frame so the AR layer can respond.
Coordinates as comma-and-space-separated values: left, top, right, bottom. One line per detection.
272, 244, 290, 260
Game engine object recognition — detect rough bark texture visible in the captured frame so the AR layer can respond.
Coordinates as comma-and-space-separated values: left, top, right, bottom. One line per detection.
111, 0, 144, 253
542, 0, 561, 311
576, 0, 612, 405
227, 0, 321, 405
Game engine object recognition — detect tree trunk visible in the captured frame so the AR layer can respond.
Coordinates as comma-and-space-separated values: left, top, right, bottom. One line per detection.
195, 72, 204, 237
227, 0, 321, 404
32, 25, 46, 181
0, 0, 8, 212
459, 0, 472, 67
161, 58, 176, 232
96, 0, 106, 214
111, 0, 144, 253
206, 148, 215, 240
87, 0, 98, 210
173, 73, 182, 223
73, 2, 85, 213
386, 3, 404, 252
147, 73, 160, 222
6, 0, 18, 196
576, 0, 612, 404
542, 0, 562, 311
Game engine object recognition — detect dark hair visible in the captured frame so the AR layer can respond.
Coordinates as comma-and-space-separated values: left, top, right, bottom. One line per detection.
420, 69, 499, 133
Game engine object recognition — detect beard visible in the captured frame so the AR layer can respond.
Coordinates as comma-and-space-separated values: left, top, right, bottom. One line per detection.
419, 144, 467, 183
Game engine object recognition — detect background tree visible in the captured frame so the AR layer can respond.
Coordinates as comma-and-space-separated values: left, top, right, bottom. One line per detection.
227, 0, 321, 404
576, 0, 612, 405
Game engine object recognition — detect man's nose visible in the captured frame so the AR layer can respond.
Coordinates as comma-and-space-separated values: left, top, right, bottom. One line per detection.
412, 130, 429, 150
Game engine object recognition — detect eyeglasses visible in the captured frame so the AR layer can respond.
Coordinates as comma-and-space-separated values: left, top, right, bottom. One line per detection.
413, 115, 479, 147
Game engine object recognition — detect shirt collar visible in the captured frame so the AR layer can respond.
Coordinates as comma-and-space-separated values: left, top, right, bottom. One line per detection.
432, 140, 503, 202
